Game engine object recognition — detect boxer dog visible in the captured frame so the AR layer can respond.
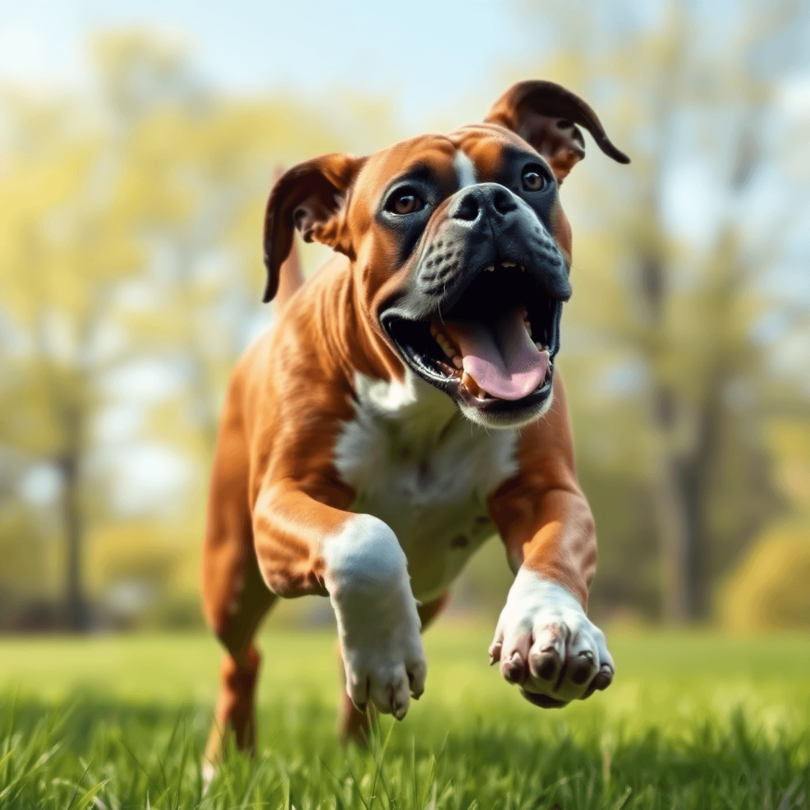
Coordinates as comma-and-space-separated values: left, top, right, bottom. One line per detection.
201, 80, 629, 766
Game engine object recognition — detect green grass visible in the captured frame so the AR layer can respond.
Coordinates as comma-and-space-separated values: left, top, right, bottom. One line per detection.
1, 625, 808, 809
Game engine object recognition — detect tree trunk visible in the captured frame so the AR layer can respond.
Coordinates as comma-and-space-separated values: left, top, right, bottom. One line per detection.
651, 382, 691, 622
677, 385, 722, 620
640, 248, 695, 623
60, 404, 88, 631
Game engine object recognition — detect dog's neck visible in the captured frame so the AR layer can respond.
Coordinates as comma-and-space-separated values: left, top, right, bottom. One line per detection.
290, 254, 406, 388
352, 369, 463, 450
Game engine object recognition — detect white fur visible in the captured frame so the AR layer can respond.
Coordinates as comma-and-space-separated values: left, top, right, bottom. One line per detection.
492, 568, 613, 703
335, 372, 519, 602
454, 149, 478, 189
497, 568, 586, 627
321, 513, 426, 718
322, 513, 411, 600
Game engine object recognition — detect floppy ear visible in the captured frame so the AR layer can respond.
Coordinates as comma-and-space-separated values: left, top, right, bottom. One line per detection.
262, 153, 365, 303
484, 80, 630, 183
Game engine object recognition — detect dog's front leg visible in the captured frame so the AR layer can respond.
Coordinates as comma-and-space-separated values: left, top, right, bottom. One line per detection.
489, 566, 615, 708
253, 487, 426, 719
325, 514, 426, 720
488, 377, 615, 707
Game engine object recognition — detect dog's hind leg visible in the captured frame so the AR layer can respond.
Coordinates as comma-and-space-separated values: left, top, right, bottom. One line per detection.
203, 547, 276, 769
201, 399, 277, 777
339, 592, 449, 746
202, 524, 276, 776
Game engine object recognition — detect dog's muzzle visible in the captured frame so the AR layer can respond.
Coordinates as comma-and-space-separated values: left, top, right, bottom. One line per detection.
381, 184, 570, 419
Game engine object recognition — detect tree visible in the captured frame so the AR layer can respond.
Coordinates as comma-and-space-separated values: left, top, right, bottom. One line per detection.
0, 88, 144, 628
516, 0, 808, 620
0, 31, 367, 630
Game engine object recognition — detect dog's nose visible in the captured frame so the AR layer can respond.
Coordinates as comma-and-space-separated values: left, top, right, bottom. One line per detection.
449, 183, 518, 224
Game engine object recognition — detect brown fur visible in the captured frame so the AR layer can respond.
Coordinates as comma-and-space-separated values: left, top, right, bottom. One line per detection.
202, 80, 628, 766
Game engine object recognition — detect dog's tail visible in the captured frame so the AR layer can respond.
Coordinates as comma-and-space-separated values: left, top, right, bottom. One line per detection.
271, 166, 306, 313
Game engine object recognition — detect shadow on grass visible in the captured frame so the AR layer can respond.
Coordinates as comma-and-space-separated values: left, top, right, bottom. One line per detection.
1, 692, 808, 809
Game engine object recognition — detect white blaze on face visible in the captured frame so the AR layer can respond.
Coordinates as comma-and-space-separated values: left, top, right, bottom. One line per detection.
454, 149, 478, 189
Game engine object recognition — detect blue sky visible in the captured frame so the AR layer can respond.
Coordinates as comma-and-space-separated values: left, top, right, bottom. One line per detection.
0, 0, 551, 128
1, 0, 557, 511
5, 0, 809, 510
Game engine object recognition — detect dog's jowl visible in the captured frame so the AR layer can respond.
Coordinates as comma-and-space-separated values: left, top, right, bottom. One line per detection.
201, 80, 629, 769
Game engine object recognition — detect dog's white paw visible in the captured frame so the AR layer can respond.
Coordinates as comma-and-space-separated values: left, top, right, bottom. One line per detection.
324, 515, 426, 719
489, 569, 614, 707
340, 611, 426, 720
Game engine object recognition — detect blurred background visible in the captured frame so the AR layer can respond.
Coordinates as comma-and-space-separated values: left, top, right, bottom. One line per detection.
1, 0, 808, 635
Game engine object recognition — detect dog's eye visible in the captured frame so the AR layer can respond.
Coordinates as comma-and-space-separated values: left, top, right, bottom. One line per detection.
521, 167, 546, 192
387, 188, 424, 215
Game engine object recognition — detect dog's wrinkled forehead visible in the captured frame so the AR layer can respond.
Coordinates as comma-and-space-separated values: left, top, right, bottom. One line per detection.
354, 125, 542, 208
262, 80, 630, 304
451, 124, 546, 180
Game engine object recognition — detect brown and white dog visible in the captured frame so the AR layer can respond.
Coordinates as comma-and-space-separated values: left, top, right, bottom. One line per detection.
201, 80, 629, 766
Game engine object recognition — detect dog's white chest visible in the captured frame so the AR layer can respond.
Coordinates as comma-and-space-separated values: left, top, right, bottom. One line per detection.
334, 374, 518, 601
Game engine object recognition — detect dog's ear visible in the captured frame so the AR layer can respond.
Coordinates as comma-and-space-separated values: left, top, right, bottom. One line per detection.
485, 80, 630, 184
262, 153, 366, 303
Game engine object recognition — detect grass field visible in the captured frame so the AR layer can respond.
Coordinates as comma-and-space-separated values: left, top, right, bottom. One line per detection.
0, 625, 808, 809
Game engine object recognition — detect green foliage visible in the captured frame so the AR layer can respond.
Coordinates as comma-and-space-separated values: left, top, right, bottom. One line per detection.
0, 627, 808, 808
514, 0, 809, 622
2, 14, 810, 630
0, 31, 380, 626
716, 418, 810, 631
719, 520, 810, 631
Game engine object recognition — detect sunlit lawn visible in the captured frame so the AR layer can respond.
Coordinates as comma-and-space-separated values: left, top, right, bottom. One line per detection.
1, 624, 808, 809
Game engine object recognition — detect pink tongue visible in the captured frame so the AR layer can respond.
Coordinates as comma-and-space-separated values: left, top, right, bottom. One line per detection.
444, 307, 549, 400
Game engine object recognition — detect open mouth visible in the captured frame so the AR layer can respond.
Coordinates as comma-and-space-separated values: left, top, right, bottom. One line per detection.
382, 261, 563, 415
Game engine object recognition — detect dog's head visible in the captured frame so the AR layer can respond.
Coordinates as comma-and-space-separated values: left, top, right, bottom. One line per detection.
264, 80, 629, 428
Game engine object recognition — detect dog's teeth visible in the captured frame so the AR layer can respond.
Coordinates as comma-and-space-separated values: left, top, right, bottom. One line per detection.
452, 355, 463, 369
520, 265, 526, 272
525, 321, 532, 335
430, 323, 438, 337
535, 341, 545, 350
502, 260, 516, 268
485, 265, 495, 272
